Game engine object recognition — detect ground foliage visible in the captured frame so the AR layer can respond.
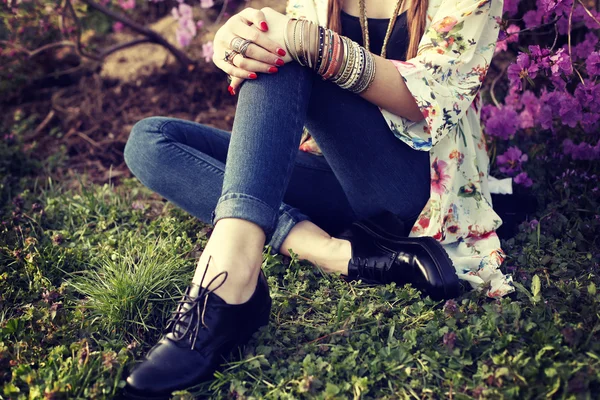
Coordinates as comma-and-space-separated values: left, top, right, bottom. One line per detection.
1, 110, 599, 399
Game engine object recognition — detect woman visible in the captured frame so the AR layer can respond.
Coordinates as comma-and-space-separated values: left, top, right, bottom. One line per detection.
123, 0, 514, 396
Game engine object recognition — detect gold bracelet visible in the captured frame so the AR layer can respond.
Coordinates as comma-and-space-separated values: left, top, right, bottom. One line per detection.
337, 40, 358, 87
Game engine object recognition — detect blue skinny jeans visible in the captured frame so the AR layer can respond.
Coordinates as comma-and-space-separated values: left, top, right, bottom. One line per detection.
124, 62, 430, 255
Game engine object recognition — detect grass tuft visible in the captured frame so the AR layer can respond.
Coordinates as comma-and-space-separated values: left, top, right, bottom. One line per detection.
69, 235, 194, 344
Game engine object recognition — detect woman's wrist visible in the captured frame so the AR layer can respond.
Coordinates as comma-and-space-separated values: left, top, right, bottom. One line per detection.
284, 18, 376, 94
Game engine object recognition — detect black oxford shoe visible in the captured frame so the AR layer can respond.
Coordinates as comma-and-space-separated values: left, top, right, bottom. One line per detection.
124, 259, 272, 399
338, 220, 461, 300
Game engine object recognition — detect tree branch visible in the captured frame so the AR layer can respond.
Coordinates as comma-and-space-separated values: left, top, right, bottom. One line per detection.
98, 38, 152, 59
77, 0, 194, 67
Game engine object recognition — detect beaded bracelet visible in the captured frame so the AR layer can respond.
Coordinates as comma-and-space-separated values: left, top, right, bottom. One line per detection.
316, 26, 325, 70
352, 50, 375, 93
339, 41, 360, 88
332, 37, 348, 82
323, 32, 340, 80
318, 27, 330, 75
334, 38, 356, 86
285, 19, 376, 95
341, 45, 364, 90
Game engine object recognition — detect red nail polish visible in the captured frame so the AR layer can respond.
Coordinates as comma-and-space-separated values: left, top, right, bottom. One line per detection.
260, 21, 268, 31
277, 48, 286, 56
228, 85, 235, 95
275, 58, 285, 66
268, 66, 278, 73
248, 73, 257, 79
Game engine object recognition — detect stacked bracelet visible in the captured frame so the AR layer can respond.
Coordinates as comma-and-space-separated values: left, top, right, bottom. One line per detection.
285, 18, 376, 95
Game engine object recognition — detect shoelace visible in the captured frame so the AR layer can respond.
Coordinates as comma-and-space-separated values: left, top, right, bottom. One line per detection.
352, 255, 391, 282
165, 255, 228, 350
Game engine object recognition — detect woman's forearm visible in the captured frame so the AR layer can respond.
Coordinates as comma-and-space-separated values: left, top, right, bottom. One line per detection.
360, 55, 424, 122
283, 17, 424, 123
257, 8, 424, 123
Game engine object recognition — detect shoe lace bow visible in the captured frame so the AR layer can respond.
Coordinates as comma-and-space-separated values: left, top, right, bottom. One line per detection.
165, 255, 228, 350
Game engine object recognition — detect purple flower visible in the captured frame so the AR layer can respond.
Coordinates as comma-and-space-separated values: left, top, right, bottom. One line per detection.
529, 219, 539, 230
503, 0, 520, 16
443, 299, 458, 315
550, 48, 573, 76
484, 106, 519, 140
514, 172, 533, 187
443, 332, 457, 350
586, 51, 600, 77
518, 90, 541, 129
573, 32, 599, 61
523, 9, 543, 28
497, 146, 528, 176
508, 53, 538, 91
563, 139, 600, 160
558, 94, 582, 128
529, 45, 552, 70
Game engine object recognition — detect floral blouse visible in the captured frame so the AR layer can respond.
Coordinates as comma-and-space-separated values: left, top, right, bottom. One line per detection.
285, 0, 515, 298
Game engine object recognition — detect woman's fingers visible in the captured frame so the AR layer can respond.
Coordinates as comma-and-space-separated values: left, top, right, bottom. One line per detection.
237, 7, 269, 32
228, 76, 245, 95
213, 51, 278, 79
228, 14, 286, 57
213, 52, 257, 79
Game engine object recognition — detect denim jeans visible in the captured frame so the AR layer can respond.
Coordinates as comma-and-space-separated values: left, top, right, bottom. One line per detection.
124, 62, 430, 255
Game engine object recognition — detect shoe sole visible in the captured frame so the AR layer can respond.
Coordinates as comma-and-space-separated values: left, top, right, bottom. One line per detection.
122, 294, 272, 399
354, 221, 461, 300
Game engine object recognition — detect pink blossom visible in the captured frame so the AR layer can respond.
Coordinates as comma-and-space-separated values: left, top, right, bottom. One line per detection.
176, 27, 193, 47
431, 16, 458, 33
113, 21, 124, 33
118, 0, 135, 10
506, 25, 520, 43
200, 0, 214, 8
431, 158, 450, 195
495, 40, 507, 54
202, 41, 214, 63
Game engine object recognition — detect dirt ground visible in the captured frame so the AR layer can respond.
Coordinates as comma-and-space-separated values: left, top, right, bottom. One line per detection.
4, 0, 284, 183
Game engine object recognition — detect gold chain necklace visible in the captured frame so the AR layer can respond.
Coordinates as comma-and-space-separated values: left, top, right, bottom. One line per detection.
358, 0, 406, 59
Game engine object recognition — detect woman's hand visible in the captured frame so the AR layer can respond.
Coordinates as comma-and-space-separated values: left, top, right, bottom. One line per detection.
214, 8, 293, 95
213, 7, 291, 94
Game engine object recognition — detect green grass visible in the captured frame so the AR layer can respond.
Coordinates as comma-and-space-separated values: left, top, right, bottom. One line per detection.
1, 122, 600, 399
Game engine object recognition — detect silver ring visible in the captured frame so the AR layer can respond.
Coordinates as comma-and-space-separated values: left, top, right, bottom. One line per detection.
223, 50, 239, 65
230, 37, 253, 58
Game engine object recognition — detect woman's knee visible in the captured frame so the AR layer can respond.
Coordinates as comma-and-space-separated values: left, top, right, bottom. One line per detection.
124, 117, 169, 184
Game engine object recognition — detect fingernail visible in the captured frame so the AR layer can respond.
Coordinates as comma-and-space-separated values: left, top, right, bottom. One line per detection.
260, 21, 268, 31
268, 66, 278, 73
277, 48, 286, 56
248, 73, 257, 79
275, 58, 285, 66
228, 85, 235, 95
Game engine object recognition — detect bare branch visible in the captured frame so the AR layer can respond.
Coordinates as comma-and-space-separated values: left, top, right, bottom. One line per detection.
99, 38, 152, 59
78, 0, 194, 67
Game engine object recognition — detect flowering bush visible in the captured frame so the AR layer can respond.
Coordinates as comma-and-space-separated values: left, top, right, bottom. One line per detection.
484, 0, 600, 189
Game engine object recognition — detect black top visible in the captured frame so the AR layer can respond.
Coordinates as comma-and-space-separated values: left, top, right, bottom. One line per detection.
340, 9, 409, 61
